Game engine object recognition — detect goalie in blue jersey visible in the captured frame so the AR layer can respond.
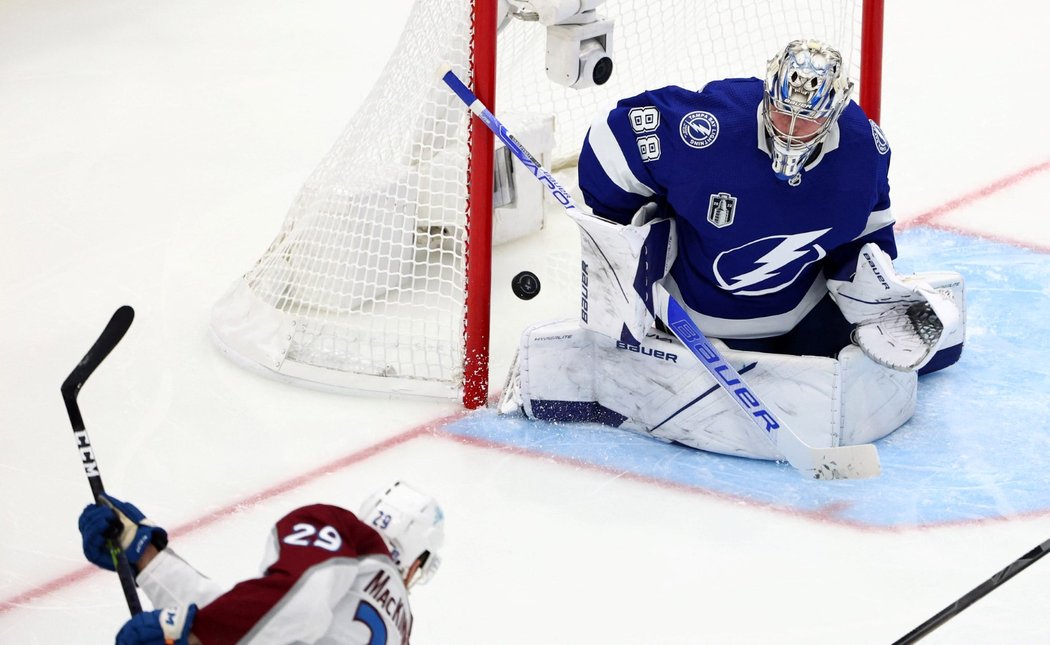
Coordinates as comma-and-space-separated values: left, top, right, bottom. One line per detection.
503, 39, 966, 461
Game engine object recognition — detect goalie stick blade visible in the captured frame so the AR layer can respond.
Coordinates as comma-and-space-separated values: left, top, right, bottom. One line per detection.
61, 305, 135, 403
784, 442, 881, 480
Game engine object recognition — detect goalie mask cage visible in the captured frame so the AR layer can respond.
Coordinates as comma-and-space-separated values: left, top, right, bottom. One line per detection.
210, 0, 884, 408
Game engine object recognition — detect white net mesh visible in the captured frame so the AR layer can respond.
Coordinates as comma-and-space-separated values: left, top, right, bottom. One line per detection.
500, 0, 865, 162
211, 0, 869, 400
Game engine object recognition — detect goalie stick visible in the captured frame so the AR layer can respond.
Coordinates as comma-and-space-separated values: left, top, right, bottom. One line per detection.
892, 535, 1050, 644
60, 305, 142, 615
441, 69, 880, 480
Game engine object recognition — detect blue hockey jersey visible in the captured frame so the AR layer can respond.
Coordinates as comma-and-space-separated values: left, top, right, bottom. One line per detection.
578, 78, 896, 339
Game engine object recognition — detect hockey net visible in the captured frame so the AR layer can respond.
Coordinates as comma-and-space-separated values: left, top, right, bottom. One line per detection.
211, 0, 883, 406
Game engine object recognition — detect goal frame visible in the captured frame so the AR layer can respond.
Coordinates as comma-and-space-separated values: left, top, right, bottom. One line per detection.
210, 0, 886, 409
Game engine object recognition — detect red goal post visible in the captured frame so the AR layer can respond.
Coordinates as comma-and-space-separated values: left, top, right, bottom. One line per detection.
210, 0, 884, 408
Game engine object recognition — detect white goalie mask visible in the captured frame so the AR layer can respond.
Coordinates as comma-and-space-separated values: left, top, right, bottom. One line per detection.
360, 481, 445, 588
762, 39, 854, 181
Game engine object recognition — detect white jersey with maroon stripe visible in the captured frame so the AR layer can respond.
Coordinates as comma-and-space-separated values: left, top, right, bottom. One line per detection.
137, 503, 413, 644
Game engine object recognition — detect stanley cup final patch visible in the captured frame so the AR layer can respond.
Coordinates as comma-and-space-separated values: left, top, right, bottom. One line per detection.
679, 111, 719, 148
707, 192, 737, 228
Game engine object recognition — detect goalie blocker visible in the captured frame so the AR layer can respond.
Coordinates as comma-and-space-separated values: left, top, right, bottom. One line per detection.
502, 215, 965, 460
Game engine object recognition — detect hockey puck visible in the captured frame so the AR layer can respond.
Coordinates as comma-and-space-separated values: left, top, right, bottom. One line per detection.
511, 271, 541, 300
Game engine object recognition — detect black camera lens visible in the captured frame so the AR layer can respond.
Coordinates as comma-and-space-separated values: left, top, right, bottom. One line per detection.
592, 57, 614, 85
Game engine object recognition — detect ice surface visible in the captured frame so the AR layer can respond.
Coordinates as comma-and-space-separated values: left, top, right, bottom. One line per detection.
2, 1, 1050, 643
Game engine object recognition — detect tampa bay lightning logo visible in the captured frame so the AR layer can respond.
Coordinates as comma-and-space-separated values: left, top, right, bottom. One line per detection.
870, 119, 889, 155
713, 229, 831, 296
679, 111, 719, 148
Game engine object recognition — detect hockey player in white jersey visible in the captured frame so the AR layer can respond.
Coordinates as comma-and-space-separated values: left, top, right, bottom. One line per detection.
506, 39, 966, 460
77, 482, 443, 644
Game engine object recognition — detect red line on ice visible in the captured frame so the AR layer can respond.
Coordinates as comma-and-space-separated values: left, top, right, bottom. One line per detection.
0, 412, 467, 615
900, 158, 1050, 252
7, 160, 1050, 616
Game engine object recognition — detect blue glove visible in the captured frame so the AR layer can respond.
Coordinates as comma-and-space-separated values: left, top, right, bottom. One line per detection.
115, 605, 197, 645
78, 493, 168, 571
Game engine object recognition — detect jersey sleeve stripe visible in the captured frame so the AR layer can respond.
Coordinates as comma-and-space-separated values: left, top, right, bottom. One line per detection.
854, 207, 895, 240
586, 113, 656, 198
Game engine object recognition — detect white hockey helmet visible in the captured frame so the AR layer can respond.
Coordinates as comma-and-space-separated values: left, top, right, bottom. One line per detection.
359, 481, 445, 588
762, 39, 854, 180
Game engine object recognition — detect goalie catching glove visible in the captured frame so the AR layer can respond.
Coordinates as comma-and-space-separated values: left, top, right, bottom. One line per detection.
78, 493, 168, 571
829, 243, 962, 372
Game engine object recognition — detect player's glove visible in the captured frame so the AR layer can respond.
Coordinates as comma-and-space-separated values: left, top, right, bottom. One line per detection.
78, 493, 168, 571
115, 605, 197, 645
828, 243, 961, 372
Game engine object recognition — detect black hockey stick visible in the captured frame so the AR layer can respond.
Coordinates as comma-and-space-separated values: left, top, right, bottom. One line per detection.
893, 536, 1050, 643
60, 305, 142, 615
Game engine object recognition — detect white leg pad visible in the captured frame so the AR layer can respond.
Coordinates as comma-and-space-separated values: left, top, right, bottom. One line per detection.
837, 343, 918, 445
517, 320, 917, 460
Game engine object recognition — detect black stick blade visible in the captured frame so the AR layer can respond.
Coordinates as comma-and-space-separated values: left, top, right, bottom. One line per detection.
61, 306, 135, 401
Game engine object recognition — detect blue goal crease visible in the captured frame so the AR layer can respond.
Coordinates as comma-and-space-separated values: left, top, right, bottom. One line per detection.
441, 228, 1050, 528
